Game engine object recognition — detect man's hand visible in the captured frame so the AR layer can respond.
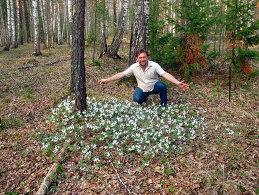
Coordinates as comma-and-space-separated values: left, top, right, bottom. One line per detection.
98, 79, 108, 84
177, 81, 189, 91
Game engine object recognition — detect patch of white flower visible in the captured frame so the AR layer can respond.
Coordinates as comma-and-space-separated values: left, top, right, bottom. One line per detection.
40, 96, 207, 160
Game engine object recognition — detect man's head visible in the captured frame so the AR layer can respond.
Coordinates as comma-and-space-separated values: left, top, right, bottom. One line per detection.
136, 49, 148, 67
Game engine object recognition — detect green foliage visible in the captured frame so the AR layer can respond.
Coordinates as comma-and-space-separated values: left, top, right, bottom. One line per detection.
184, 63, 201, 82
232, 48, 259, 72
224, 0, 257, 46
149, 0, 181, 70
0, 116, 21, 130
169, 0, 220, 39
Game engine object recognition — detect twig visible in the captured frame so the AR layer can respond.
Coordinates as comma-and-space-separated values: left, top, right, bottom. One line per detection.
109, 160, 132, 194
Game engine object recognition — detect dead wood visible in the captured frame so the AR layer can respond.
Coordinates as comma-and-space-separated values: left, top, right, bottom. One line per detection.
18, 58, 70, 70
36, 147, 66, 195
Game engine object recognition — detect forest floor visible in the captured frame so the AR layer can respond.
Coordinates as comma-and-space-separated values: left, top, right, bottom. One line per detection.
0, 43, 258, 194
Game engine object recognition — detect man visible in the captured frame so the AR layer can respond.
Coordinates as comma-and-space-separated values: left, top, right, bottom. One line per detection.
98, 49, 189, 106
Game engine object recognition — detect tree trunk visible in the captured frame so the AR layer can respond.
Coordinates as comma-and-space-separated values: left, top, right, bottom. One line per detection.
0, 4, 6, 47
10, 0, 18, 48
109, 0, 130, 59
32, 0, 41, 55
129, 0, 150, 65
92, 0, 97, 60
113, 0, 117, 27
99, 0, 108, 57
71, 0, 87, 113
4, 0, 12, 51
67, 0, 73, 46
21, 0, 31, 42
16, 0, 23, 45
256, 0, 259, 33
50, 0, 55, 48
57, 0, 63, 44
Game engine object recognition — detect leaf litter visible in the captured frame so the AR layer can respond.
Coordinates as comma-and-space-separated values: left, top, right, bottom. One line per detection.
0, 43, 258, 194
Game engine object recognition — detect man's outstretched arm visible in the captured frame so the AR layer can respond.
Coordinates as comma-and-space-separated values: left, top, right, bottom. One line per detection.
98, 72, 126, 84
162, 72, 189, 91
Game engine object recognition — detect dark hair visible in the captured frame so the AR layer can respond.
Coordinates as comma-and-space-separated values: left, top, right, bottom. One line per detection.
136, 49, 148, 57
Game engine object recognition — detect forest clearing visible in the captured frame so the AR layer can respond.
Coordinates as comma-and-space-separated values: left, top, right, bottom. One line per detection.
0, 42, 258, 194
1, 0, 259, 194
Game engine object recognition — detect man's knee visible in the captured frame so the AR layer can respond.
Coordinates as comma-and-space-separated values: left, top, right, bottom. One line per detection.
156, 81, 167, 91
133, 95, 144, 104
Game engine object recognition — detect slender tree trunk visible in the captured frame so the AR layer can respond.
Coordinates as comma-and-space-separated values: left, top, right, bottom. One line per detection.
113, 0, 117, 27
67, 0, 73, 46
0, 5, 6, 47
50, 0, 55, 48
129, 0, 150, 65
92, 0, 97, 60
85, 0, 91, 37
10, 0, 18, 48
71, 0, 86, 113
256, 0, 259, 33
16, 0, 23, 45
21, 0, 31, 42
109, 0, 130, 59
32, 0, 41, 55
99, 0, 108, 57
4, 0, 12, 51
57, 0, 63, 44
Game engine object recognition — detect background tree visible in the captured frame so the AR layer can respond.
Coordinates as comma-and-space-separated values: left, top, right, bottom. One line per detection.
71, 0, 87, 113
32, 0, 41, 55
4, 0, 12, 51
129, 0, 149, 65
99, 0, 108, 57
109, 0, 130, 59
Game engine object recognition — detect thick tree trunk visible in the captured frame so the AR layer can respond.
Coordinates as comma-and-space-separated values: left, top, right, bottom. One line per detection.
71, 0, 87, 113
109, 0, 130, 59
32, 0, 41, 55
99, 0, 108, 57
129, 0, 150, 65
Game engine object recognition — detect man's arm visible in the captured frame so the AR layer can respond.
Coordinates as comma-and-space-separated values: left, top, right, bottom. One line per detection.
98, 72, 126, 84
162, 72, 189, 91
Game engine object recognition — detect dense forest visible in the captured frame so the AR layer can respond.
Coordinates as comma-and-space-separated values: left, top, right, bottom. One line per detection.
0, 0, 258, 194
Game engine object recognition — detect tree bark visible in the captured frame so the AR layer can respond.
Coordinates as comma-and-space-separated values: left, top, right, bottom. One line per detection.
57, 0, 63, 44
0, 4, 6, 47
10, 0, 18, 48
113, 0, 117, 27
67, 0, 73, 46
32, 0, 41, 55
129, 0, 150, 65
71, 0, 87, 113
16, 0, 23, 45
4, 0, 12, 51
109, 0, 130, 59
99, 0, 108, 57
21, 0, 31, 42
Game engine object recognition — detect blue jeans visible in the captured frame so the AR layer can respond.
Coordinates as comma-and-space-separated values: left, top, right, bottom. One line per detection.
133, 81, 167, 106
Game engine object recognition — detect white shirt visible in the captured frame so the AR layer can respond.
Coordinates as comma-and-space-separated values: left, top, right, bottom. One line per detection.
123, 61, 165, 92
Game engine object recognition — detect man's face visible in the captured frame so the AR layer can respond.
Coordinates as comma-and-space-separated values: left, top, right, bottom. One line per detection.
136, 52, 148, 66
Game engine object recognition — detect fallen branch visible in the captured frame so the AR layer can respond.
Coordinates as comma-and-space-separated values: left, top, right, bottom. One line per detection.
109, 160, 132, 194
36, 147, 66, 195
18, 58, 70, 70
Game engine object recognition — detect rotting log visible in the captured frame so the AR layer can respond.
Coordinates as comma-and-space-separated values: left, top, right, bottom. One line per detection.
36, 147, 66, 195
